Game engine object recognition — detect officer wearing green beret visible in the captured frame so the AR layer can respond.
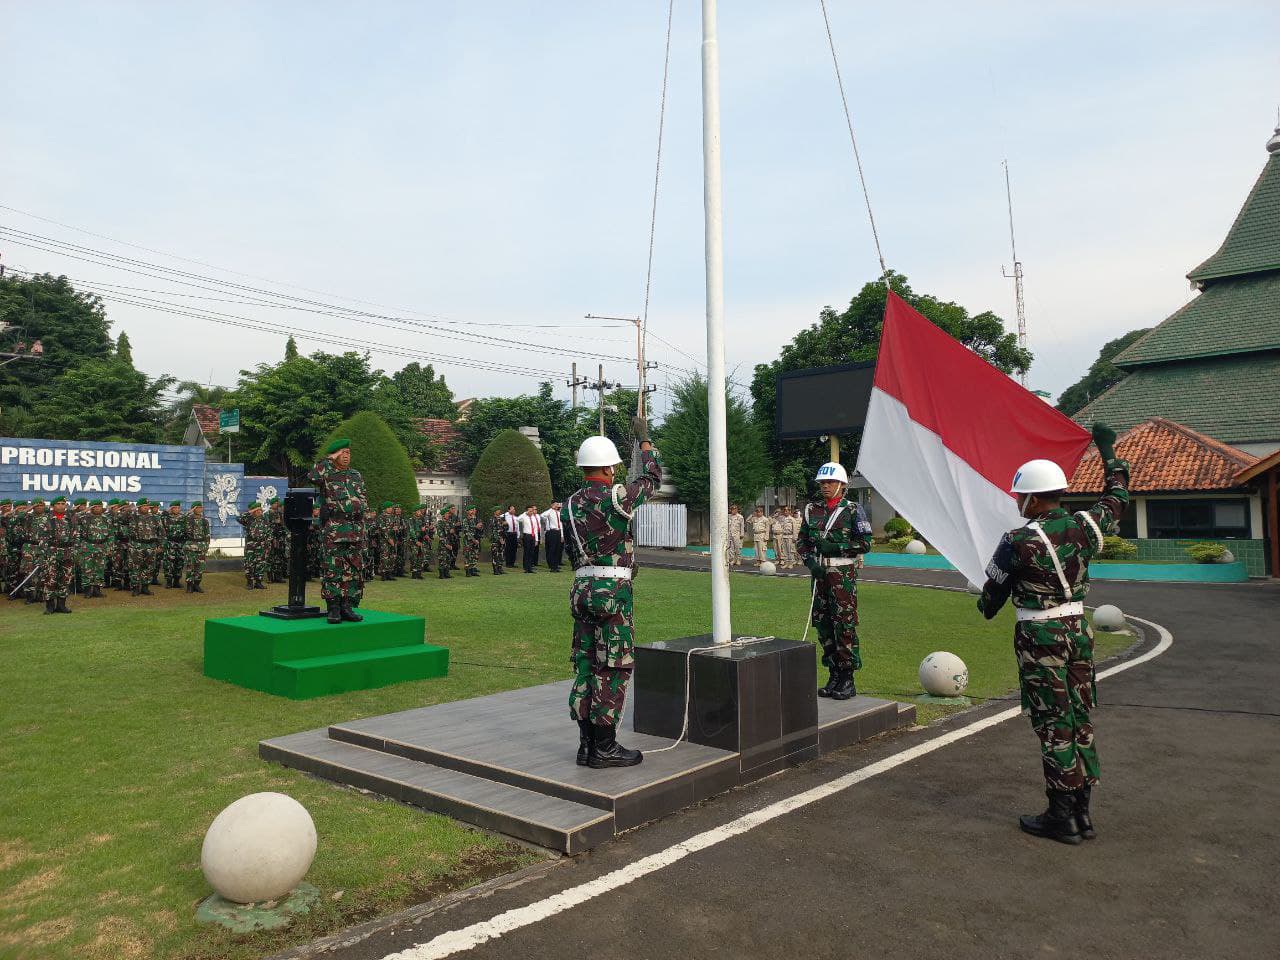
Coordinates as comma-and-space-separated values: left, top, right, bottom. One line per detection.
237, 501, 268, 589
308, 438, 368, 624
184, 502, 211, 592
162, 500, 186, 588
79, 500, 113, 597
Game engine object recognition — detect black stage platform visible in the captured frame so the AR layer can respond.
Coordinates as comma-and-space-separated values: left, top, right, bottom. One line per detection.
260, 680, 916, 854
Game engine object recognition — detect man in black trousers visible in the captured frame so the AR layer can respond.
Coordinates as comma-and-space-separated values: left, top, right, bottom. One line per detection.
503, 505, 520, 568
541, 500, 564, 572
519, 504, 541, 573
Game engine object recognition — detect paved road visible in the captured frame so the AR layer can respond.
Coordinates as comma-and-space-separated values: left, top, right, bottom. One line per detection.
312, 569, 1280, 960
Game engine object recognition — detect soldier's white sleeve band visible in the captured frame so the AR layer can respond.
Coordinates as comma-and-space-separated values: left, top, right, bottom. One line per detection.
1076, 511, 1105, 552
611, 484, 633, 520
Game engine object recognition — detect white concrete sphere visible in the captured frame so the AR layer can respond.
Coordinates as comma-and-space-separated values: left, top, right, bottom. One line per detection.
1217, 550, 1235, 564
1092, 604, 1126, 631
919, 652, 969, 696
904, 539, 927, 555
201, 792, 317, 904
758, 560, 777, 576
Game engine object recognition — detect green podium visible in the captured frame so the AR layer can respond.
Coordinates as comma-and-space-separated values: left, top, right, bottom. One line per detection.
204, 610, 448, 700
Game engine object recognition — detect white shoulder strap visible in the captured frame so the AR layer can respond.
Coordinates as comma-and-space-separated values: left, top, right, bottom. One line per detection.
1076, 510, 1105, 552
823, 504, 845, 534
1027, 521, 1071, 598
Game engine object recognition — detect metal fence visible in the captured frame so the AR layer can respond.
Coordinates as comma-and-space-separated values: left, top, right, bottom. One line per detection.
634, 502, 687, 548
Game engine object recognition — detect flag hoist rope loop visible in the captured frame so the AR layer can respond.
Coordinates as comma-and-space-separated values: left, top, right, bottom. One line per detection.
818, 0, 890, 284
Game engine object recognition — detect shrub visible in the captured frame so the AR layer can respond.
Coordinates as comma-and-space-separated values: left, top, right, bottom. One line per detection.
319, 411, 419, 510
469, 429, 554, 516
883, 517, 913, 539
1098, 536, 1137, 560
886, 536, 913, 553
1185, 542, 1228, 564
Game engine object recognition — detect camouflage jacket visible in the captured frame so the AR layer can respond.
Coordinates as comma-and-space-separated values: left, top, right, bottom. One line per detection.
24, 512, 56, 549
979, 457, 1130, 617
114, 510, 133, 542
269, 511, 287, 541
129, 512, 164, 543
162, 513, 186, 542
796, 497, 872, 565
562, 447, 662, 573
236, 512, 268, 543
186, 514, 212, 544
79, 513, 115, 545
4, 513, 23, 547
488, 516, 505, 545
307, 457, 368, 544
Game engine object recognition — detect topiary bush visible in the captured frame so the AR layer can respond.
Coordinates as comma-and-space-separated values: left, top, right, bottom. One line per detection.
1185, 542, 1228, 564
886, 535, 913, 553
469, 429, 554, 516
883, 517, 913, 539
319, 411, 419, 510
1098, 536, 1138, 560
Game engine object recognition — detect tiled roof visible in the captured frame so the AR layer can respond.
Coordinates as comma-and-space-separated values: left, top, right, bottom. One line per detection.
1114, 270, 1280, 367
1074, 351, 1280, 446
1188, 153, 1280, 282
416, 418, 464, 473
1068, 417, 1257, 494
455, 398, 475, 421
192, 403, 219, 438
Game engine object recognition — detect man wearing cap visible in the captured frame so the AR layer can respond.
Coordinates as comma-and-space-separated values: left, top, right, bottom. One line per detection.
161, 501, 185, 588
308, 438, 368, 624
977, 424, 1129, 845
184, 502, 211, 592
797, 461, 873, 700
747, 506, 772, 568
128, 499, 163, 596
562, 418, 663, 769
488, 507, 506, 575
79, 501, 113, 598
236, 502, 268, 589
41, 497, 78, 613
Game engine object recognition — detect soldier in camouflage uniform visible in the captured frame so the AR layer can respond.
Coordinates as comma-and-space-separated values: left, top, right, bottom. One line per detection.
19, 499, 49, 606
797, 462, 873, 700
41, 496, 78, 613
266, 498, 287, 583
363, 506, 379, 578
562, 419, 662, 769
461, 505, 482, 576
145, 502, 164, 585
392, 504, 408, 576
376, 502, 398, 581
306, 506, 323, 580
237, 502, 268, 589
79, 500, 113, 598
0, 500, 13, 596
184, 502, 211, 592
128, 499, 163, 596
308, 438, 368, 624
111, 500, 132, 590
435, 505, 455, 578
488, 508, 506, 575
978, 424, 1129, 845
162, 501, 185, 588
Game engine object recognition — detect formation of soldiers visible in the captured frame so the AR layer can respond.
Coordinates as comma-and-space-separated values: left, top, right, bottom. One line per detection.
1, 496, 211, 612
724, 503, 801, 569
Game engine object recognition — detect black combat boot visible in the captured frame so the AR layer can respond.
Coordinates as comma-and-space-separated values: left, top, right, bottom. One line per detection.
55, 596, 71, 614
326, 600, 342, 624
150, 574, 160, 586
340, 602, 363, 623
44, 598, 56, 614
1019, 789, 1083, 845
131, 585, 141, 596
382, 573, 393, 582
140, 583, 152, 596
411, 572, 423, 579
439, 566, 451, 579
255, 579, 267, 590
191, 582, 203, 593
818, 667, 839, 698
1074, 786, 1096, 840
588, 723, 643, 768
830, 668, 856, 701
576, 719, 594, 766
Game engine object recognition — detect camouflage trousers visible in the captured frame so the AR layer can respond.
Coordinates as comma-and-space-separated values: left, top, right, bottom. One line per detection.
320, 538, 364, 603
243, 541, 267, 585
164, 540, 185, 582
128, 542, 160, 589
568, 576, 635, 727
436, 539, 453, 573
42, 547, 75, 600
811, 568, 861, 670
269, 538, 288, 581
18, 544, 39, 597
725, 535, 742, 566
183, 543, 208, 585
80, 544, 109, 588
1014, 618, 1099, 792
378, 538, 399, 577
490, 539, 503, 574
3, 545, 20, 592
111, 544, 130, 586
462, 537, 480, 573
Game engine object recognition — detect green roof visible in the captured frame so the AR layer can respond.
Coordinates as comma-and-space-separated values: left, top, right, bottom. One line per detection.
1187, 154, 1280, 282
1114, 270, 1280, 367
1074, 351, 1280, 446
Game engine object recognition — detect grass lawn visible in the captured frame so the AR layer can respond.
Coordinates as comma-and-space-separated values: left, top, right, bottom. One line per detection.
0, 568, 1132, 960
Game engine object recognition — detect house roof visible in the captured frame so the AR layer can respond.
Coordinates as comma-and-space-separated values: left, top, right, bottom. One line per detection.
1068, 417, 1257, 494
1074, 351, 1280, 446
1188, 150, 1280, 283
1113, 270, 1280, 368
416, 418, 464, 473
455, 398, 475, 421
1235, 446, 1280, 485
191, 403, 219, 439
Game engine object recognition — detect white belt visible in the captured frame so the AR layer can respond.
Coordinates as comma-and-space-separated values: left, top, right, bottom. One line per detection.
1015, 601, 1084, 622
821, 557, 859, 568
575, 565, 632, 580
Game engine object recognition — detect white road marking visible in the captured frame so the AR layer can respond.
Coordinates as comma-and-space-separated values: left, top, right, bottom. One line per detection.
382, 615, 1173, 960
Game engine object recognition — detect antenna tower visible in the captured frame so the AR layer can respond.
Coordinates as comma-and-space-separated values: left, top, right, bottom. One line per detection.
1001, 160, 1028, 387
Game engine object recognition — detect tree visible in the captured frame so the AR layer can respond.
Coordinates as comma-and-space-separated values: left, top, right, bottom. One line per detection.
1056, 328, 1150, 416
750, 272, 1032, 481
26, 357, 175, 443
115, 331, 133, 364
284, 336, 299, 360
319, 411, 419, 510
469, 429, 554, 515
459, 383, 588, 498
379, 362, 456, 419
661, 374, 772, 509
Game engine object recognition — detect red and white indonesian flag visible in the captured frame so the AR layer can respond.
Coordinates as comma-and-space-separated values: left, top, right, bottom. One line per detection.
856, 291, 1092, 587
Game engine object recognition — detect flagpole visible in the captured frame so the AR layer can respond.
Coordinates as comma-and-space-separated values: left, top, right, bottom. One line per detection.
702, 0, 731, 644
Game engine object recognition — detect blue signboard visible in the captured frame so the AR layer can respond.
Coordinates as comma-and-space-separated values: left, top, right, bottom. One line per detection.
0, 437, 206, 508
203, 462, 245, 539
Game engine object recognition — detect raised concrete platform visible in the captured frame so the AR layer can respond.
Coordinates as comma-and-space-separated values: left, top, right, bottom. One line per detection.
260, 679, 915, 854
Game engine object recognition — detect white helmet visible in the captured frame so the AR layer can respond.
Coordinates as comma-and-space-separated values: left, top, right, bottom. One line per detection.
814, 461, 848, 484
576, 435, 623, 468
1011, 459, 1069, 494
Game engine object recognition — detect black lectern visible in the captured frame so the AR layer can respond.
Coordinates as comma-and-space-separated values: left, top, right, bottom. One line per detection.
260, 487, 324, 620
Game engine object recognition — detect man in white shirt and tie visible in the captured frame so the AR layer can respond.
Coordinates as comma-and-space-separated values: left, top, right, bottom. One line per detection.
540, 501, 564, 572
503, 505, 520, 568
518, 504, 541, 573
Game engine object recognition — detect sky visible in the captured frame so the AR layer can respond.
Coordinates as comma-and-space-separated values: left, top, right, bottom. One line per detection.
2, 1, 1277, 417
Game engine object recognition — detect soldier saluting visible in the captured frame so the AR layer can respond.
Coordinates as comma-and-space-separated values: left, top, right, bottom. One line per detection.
977, 424, 1129, 845
308, 438, 369, 624
562, 416, 662, 769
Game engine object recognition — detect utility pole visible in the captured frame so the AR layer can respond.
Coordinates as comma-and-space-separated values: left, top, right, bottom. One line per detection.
582, 364, 622, 437
1001, 159, 1028, 387
566, 362, 589, 409
585, 313, 658, 418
